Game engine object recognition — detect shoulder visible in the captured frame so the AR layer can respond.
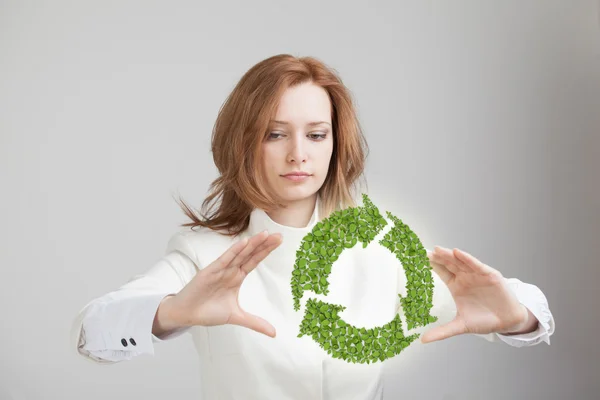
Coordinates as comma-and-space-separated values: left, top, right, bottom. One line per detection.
165, 226, 240, 266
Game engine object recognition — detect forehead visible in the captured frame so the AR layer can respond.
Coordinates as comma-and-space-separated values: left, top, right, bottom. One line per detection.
273, 82, 332, 123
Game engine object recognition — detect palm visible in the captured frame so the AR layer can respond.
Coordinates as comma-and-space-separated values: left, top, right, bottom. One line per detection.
175, 231, 283, 337
420, 247, 527, 344
190, 268, 245, 325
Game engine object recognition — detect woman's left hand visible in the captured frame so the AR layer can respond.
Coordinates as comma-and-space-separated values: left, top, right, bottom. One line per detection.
420, 246, 535, 344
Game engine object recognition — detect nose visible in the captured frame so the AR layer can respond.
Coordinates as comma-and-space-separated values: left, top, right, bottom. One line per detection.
287, 135, 307, 164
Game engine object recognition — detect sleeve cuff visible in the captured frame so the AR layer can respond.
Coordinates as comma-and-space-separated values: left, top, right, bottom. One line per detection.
494, 278, 555, 347
152, 326, 190, 342
79, 292, 189, 362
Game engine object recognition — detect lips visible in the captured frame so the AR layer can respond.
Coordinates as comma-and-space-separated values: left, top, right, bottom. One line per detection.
281, 173, 311, 182
282, 172, 311, 177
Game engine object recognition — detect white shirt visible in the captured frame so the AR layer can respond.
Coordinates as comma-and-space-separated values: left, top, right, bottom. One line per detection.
71, 195, 555, 399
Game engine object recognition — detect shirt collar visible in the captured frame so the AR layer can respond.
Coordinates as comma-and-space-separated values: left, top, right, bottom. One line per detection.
247, 194, 321, 246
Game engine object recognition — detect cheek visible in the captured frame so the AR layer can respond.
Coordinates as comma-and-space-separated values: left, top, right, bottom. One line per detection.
318, 143, 334, 169
262, 148, 279, 170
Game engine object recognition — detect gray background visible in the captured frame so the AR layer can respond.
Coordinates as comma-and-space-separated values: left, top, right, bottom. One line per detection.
1, 1, 599, 399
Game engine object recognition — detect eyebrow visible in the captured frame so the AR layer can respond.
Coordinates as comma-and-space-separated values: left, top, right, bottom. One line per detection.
270, 120, 331, 127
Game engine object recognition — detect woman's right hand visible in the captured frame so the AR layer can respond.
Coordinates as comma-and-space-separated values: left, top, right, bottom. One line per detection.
153, 230, 283, 338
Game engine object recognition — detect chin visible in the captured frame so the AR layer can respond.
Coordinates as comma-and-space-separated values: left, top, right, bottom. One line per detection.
274, 187, 319, 203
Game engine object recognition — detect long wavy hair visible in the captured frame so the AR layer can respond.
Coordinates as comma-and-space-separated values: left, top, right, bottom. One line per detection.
175, 54, 370, 237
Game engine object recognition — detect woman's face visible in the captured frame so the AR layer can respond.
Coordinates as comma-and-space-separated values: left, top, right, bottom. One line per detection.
261, 81, 334, 205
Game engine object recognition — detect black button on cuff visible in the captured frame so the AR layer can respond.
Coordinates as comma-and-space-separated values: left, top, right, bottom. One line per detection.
129, 338, 137, 346
121, 338, 128, 347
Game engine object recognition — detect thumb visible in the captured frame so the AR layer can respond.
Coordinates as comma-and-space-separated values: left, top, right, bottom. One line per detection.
234, 310, 277, 338
420, 318, 467, 344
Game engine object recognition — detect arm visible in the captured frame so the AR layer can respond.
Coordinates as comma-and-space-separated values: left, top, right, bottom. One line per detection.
70, 232, 199, 364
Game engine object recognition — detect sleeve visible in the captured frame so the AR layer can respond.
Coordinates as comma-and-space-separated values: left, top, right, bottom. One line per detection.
477, 277, 556, 346
70, 232, 199, 364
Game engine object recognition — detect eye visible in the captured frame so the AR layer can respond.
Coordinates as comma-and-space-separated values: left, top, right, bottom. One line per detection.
266, 131, 328, 141
308, 132, 327, 140
267, 132, 285, 140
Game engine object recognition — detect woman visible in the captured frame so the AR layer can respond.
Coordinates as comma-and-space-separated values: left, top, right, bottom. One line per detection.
71, 54, 555, 399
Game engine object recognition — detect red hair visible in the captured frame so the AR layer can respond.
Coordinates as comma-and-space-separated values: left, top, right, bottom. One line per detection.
175, 54, 369, 237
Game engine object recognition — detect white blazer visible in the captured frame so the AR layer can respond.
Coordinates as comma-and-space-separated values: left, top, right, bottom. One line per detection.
71, 195, 555, 399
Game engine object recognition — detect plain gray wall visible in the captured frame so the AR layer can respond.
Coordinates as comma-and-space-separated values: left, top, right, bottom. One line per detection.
1, 1, 599, 399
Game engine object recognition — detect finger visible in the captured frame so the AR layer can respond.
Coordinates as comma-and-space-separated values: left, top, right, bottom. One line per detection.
420, 317, 467, 344
453, 248, 490, 273
448, 250, 473, 273
247, 233, 281, 257
230, 309, 277, 338
227, 231, 270, 269
213, 236, 251, 269
234, 233, 281, 273
426, 249, 454, 283
426, 249, 454, 282
452, 248, 481, 273
241, 234, 283, 274
432, 246, 466, 274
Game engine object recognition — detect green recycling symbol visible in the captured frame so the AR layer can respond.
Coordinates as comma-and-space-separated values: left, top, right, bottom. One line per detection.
291, 193, 438, 364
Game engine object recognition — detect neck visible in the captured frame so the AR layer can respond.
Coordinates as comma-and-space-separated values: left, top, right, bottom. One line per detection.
265, 195, 318, 228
